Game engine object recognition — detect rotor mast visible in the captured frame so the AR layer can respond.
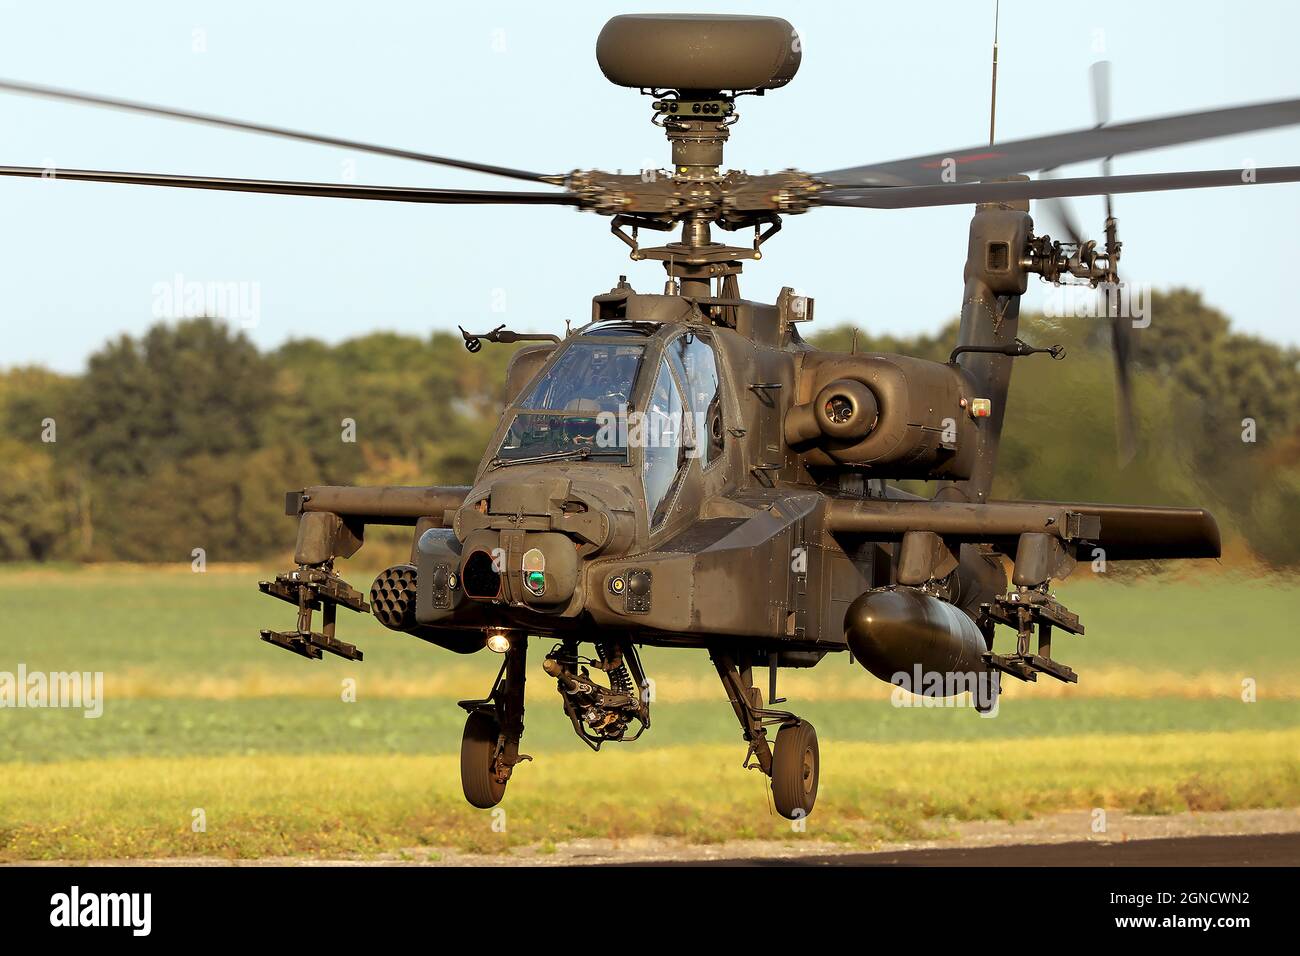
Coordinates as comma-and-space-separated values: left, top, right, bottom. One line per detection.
595, 14, 804, 298
645, 92, 751, 297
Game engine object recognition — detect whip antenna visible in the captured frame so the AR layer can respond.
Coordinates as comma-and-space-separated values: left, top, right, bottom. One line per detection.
988, 0, 1000, 145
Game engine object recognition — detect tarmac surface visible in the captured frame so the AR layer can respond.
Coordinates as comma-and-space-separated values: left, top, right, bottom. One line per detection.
637, 831, 1300, 866
13, 808, 1300, 867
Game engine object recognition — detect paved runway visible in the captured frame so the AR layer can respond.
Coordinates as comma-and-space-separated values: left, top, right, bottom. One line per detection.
640, 831, 1300, 866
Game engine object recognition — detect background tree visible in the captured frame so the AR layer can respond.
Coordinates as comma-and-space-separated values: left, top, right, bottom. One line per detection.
0, 289, 1294, 564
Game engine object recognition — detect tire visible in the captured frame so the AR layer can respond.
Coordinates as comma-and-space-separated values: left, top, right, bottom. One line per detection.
460, 711, 507, 809
771, 720, 819, 820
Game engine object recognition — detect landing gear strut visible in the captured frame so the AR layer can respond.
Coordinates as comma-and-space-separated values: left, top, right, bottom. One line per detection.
457, 637, 530, 809
710, 648, 819, 820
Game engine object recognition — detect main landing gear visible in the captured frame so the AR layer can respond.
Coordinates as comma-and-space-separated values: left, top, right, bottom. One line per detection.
457, 634, 654, 810
710, 648, 819, 820
454, 636, 819, 821
457, 637, 530, 809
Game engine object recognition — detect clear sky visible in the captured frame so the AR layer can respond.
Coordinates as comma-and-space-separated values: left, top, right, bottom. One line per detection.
1, 0, 1297, 371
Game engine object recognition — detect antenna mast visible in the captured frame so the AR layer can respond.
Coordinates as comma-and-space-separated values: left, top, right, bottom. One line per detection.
988, 0, 1000, 145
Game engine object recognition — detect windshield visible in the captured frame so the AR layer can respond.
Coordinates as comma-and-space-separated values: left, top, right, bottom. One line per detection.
494, 411, 629, 464
496, 341, 645, 464
519, 341, 644, 415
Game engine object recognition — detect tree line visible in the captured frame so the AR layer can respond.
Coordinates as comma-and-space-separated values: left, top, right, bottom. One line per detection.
1, 288, 1297, 565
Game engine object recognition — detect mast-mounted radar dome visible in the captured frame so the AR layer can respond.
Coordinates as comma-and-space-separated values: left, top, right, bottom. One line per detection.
596, 14, 801, 92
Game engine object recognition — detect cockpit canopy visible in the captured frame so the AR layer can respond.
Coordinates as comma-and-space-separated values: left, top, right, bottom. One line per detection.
520, 340, 644, 413
495, 340, 646, 464
493, 323, 726, 531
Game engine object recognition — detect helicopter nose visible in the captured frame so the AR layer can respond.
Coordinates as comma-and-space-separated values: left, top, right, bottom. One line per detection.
452, 476, 637, 609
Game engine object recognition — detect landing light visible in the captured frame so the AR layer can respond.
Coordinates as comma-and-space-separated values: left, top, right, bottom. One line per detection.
486, 631, 511, 654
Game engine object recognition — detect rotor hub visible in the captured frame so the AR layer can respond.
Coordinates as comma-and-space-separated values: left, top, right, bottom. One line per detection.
653, 95, 736, 180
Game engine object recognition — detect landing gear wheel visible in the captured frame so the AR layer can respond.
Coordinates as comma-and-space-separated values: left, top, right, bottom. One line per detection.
460, 711, 507, 809
771, 720, 819, 820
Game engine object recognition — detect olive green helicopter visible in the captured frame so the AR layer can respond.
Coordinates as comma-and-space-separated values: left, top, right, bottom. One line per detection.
5, 13, 1298, 818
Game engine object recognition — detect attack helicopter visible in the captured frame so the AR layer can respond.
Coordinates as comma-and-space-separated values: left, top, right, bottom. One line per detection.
5, 13, 1298, 819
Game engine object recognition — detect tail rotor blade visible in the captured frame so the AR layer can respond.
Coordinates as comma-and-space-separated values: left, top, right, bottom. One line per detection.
1037, 196, 1084, 244
1090, 60, 1112, 127
1037, 63, 1113, 246
1036, 169, 1086, 244
1092, 60, 1116, 218
1110, 303, 1138, 465
1092, 61, 1128, 460
1102, 161, 1115, 219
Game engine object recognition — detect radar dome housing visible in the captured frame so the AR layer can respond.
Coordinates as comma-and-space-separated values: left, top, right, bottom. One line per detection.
596, 14, 801, 92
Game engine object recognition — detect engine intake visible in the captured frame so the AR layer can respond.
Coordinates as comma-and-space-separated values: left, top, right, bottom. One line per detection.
786, 377, 879, 444
786, 353, 978, 478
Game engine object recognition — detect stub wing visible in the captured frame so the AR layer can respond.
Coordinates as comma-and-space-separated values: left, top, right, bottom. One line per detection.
1002, 500, 1221, 561
823, 497, 1220, 561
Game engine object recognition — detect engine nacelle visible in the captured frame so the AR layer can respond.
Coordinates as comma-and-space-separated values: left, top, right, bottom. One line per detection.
786, 353, 979, 478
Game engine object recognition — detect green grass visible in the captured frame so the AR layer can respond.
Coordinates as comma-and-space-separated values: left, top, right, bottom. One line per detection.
2, 565, 1298, 859
5, 697, 1299, 764
4, 731, 1297, 859
2, 565, 1298, 684
0, 563, 446, 679
1031, 573, 1300, 675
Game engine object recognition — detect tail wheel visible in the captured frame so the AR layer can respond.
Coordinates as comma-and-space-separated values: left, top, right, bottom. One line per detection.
460, 711, 507, 809
771, 720, 819, 820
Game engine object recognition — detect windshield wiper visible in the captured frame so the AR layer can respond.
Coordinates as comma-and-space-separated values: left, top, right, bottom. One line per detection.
490, 447, 593, 469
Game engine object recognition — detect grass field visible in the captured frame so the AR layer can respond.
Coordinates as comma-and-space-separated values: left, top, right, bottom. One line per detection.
1, 563, 1298, 859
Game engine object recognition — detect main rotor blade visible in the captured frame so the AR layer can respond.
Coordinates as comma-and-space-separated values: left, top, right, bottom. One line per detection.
819, 164, 1300, 209
0, 165, 578, 204
819, 96, 1300, 187
0, 78, 555, 184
